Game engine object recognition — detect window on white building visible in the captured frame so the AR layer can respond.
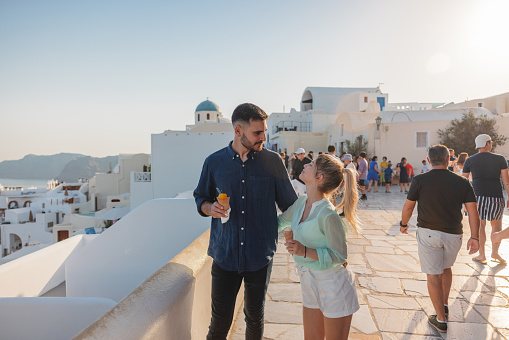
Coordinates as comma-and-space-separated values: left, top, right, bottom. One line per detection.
364, 97, 368, 103
197, 114, 200, 121
477, 102, 483, 107
207, 113, 210, 120
341, 124, 344, 137
416, 132, 428, 149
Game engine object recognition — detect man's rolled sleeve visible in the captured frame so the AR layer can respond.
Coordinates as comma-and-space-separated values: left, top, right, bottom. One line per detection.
194, 159, 214, 217
274, 160, 298, 212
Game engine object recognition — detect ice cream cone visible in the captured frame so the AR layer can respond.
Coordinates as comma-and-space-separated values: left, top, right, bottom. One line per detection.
283, 227, 293, 240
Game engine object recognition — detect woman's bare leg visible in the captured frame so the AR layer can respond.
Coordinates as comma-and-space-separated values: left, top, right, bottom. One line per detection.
303, 307, 325, 340
324, 314, 353, 340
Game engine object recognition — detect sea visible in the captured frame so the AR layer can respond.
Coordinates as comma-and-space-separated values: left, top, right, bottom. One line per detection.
0, 178, 51, 189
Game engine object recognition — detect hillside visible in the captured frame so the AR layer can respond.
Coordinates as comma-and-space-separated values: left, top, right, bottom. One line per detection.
56, 156, 118, 182
0, 153, 118, 181
0, 153, 85, 179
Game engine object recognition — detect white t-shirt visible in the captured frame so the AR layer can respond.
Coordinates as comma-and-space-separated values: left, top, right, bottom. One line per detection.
345, 162, 357, 178
421, 164, 430, 173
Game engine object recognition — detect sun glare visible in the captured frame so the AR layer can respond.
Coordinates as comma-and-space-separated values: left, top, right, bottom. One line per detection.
469, 0, 509, 56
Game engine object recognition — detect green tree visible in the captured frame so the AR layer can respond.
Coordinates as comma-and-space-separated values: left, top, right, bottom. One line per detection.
437, 112, 507, 155
344, 135, 368, 156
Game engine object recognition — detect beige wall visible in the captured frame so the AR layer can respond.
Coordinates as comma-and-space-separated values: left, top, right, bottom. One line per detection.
373, 115, 509, 173
374, 121, 438, 173
494, 116, 509, 157
458, 92, 509, 114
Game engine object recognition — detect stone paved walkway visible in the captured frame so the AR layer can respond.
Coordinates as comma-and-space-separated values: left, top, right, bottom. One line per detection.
230, 190, 509, 339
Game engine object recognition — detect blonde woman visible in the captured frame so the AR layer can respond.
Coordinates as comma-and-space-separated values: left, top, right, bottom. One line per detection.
278, 154, 360, 340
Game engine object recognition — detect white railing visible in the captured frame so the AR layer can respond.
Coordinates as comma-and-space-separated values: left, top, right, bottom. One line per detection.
134, 172, 151, 182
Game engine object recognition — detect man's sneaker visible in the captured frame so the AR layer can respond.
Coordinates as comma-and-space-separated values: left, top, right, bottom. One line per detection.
444, 305, 448, 317
360, 194, 367, 200
428, 315, 447, 333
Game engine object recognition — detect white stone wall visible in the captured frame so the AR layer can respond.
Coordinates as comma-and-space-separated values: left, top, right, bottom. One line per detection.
73, 231, 222, 340
129, 172, 153, 210
0, 234, 96, 297
311, 110, 334, 133
65, 198, 211, 302
91, 173, 120, 210
195, 110, 219, 124
0, 297, 116, 340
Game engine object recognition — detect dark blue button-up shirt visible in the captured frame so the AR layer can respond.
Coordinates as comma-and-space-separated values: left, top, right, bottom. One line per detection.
194, 142, 297, 271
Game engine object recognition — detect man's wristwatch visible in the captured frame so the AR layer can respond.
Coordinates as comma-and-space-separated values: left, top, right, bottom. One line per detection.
399, 220, 408, 228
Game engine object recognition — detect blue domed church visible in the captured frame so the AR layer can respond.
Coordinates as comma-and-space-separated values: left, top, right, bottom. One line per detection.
195, 99, 223, 124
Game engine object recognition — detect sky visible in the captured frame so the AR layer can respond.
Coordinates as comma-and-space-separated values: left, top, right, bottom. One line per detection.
1, 0, 508, 162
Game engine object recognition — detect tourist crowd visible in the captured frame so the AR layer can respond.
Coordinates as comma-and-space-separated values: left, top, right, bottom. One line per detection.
194, 102, 509, 339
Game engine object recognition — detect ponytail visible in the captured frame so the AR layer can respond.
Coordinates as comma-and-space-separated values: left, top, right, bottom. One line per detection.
314, 154, 361, 234
336, 167, 361, 234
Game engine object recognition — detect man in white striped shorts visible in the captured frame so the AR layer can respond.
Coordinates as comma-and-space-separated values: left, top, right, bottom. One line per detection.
462, 134, 509, 264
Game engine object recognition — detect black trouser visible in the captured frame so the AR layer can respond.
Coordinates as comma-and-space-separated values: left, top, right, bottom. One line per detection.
206, 260, 273, 340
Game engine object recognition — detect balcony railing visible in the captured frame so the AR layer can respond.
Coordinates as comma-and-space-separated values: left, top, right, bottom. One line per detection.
272, 121, 312, 134
134, 172, 151, 182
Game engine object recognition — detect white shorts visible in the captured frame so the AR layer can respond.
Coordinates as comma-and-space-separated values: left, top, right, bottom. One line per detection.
417, 227, 462, 275
297, 264, 359, 318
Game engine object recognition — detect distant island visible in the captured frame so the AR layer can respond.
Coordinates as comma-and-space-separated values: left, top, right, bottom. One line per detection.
0, 153, 119, 183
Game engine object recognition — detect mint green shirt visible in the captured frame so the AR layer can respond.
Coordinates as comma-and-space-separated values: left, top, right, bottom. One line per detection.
278, 195, 348, 270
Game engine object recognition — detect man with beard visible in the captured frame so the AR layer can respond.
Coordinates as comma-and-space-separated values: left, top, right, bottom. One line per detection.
194, 103, 297, 339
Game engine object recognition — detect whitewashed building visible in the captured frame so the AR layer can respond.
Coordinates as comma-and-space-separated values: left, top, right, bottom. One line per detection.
130, 99, 233, 209
267, 86, 388, 154
88, 153, 150, 211
267, 87, 509, 174
383, 102, 444, 111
